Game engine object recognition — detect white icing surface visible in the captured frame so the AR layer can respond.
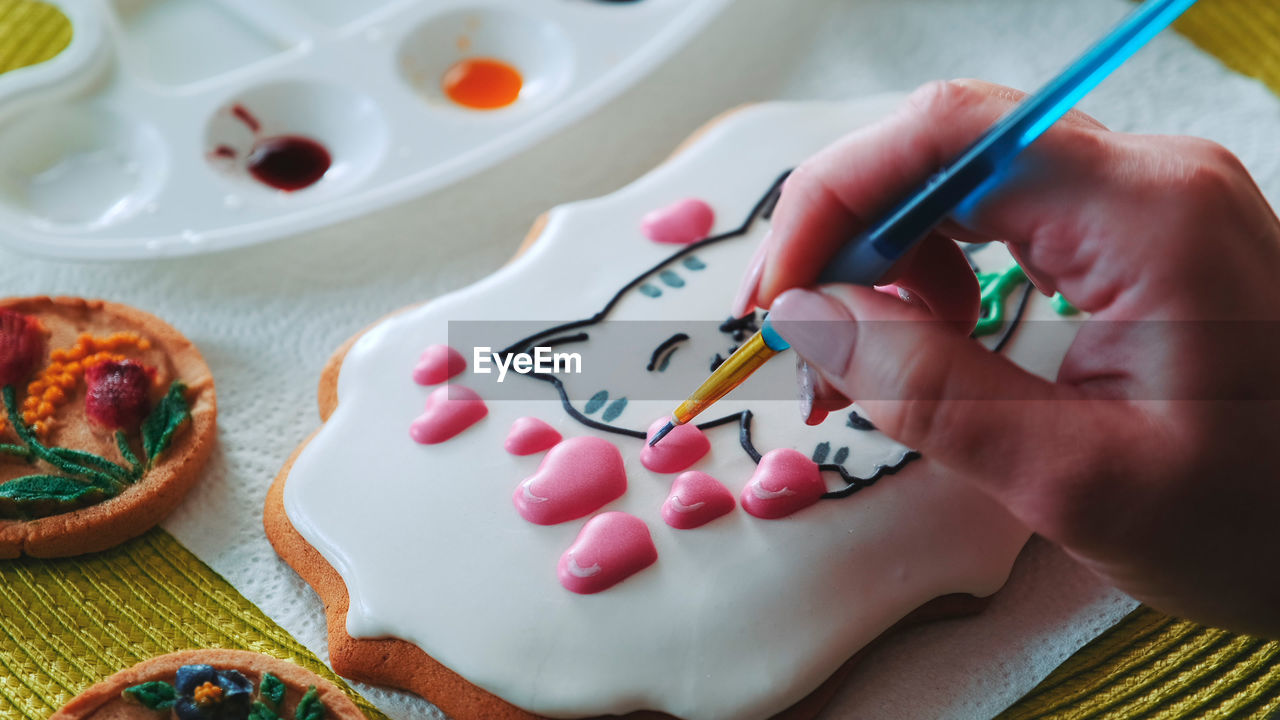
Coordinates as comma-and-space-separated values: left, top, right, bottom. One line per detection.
283, 99, 1081, 719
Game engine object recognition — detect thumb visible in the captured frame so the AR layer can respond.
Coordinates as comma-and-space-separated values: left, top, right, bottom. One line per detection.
768, 285, 1079, 483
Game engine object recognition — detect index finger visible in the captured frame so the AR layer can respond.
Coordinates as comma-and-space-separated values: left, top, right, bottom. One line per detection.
756, 79, 1136, 313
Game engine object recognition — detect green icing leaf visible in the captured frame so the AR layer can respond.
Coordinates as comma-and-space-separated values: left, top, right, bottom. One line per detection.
259, 672, 286, 710
0, 475, 105, 519
250, 701, 283, 720
142, 382, 190, 466
122, 680, 176, 711
293, 687, 326, 720
47, 446, 130, 486
115, 430, 143, 479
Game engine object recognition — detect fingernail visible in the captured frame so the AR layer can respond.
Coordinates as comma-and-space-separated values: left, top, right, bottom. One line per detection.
796, 356, 816, 423
897, 286, 927, 310
730, 234, 770, 318
1026, 270, 1057, 297
768, 288, 856, 376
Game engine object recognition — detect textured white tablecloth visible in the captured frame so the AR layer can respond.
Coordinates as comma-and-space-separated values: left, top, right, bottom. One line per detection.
4, 0, 1278, 717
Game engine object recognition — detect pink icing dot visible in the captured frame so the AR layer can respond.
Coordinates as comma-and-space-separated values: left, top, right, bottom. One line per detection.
558, 511, 658, 594
641, 417, 710, 474
640, 198, 715, 245
409, 385, 488, 444
513, 436, 627, 525
413, 344, 466, 385
740, 448, 826, 519
504, 417, 562, 455
662, 471, 735, 530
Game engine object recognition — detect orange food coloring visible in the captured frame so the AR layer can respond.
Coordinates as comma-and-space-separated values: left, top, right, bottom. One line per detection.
442, 57, 523, 110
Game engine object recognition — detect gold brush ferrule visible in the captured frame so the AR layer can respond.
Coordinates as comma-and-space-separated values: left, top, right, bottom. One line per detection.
671, 330, 781, 425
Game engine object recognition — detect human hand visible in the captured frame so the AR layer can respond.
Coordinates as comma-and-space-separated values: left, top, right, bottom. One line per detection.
740, 79, 1280, 637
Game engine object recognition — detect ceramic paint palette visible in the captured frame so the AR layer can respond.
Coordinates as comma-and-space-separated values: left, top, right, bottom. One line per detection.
0, 0, 733, 260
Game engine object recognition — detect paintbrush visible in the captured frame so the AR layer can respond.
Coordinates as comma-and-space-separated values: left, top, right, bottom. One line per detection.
650, 0, 1198, 447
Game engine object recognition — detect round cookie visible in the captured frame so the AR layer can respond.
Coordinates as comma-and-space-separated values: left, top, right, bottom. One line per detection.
0, 297, 216, 558
51, 649, 366, 720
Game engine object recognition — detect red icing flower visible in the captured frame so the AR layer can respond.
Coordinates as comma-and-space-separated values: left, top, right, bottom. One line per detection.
0, 310, 44, 388
85, 359, 155, 430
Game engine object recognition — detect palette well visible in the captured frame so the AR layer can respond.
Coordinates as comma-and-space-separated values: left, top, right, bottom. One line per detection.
0, 0, 733, 259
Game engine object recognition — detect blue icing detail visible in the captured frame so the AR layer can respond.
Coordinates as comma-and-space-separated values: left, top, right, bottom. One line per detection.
658, 352, 673, 372
682, 256, 706, 271
832, 446, 849, 465
602, 397, 628, 422
659, 270, 684, 288
584, 390, 609, 414
639, 283, 662, 298
812, 442, 830, 464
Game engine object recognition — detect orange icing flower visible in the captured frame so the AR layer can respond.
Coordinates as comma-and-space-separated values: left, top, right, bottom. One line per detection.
2, 331, 152, 439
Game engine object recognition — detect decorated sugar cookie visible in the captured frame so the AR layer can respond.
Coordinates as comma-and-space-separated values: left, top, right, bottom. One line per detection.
266, 97, 1082, 719
51, 649, 365, 720
0, 297, 216, 558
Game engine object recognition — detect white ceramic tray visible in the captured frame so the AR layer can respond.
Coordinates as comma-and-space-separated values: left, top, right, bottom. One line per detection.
0, 0, 733, 260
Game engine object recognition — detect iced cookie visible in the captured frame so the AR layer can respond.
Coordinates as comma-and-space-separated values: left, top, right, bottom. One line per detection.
266, 97, 1081, 719
0, 297, 216, 558
51, 649, 365, 720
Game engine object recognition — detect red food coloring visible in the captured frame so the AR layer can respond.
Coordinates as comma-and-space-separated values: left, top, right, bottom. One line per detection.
0, 310, 44, 388
247, 136, 331, 192
231, 103, 261, 133
212, 145, 237, 159
85, 359, 155, 431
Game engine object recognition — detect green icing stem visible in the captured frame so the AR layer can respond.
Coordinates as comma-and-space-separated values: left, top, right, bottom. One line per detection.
1052, 292, 1080, 315
974, 264, 1028, 337
974, 262, 1081, 337
0, 443, 32, 461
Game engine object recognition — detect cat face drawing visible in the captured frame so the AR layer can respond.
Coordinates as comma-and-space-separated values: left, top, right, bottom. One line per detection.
469, 172, 1032, 498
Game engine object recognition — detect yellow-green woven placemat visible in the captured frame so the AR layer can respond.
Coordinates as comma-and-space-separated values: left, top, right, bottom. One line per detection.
1000, 607, 1280, 719
0, 529, 388, 720
1174, 0, 1280, 95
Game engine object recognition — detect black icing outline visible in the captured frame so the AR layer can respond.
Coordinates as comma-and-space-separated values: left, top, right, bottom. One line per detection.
494, 172, 1028, 499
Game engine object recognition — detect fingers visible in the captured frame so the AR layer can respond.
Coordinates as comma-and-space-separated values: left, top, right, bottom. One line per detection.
767, 283, 1087, 485
755, 78, 1212, 317
882, 233, 980, 329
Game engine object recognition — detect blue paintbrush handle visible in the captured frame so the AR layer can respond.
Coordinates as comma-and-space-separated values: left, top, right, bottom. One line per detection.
815, 0, 1198, 287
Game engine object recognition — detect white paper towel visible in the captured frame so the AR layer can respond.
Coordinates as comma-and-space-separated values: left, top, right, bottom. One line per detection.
2, 0, 1277, 718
